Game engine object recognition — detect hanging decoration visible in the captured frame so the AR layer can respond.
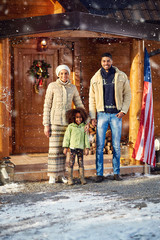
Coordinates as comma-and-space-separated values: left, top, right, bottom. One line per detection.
28, 60, 51, 93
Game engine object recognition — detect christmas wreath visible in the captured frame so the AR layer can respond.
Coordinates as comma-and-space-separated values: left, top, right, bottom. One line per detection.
28, 60, 51, 93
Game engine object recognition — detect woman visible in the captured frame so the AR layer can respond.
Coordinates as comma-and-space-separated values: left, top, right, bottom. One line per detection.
43, 65, 84, 184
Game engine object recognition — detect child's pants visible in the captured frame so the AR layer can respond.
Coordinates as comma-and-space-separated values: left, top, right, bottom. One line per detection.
69, 149, 84, 168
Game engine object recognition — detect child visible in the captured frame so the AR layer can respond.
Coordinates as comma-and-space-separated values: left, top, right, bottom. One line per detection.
63, 108, 90, 185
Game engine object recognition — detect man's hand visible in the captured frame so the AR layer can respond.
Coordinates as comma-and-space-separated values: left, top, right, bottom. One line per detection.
44, 126, 50, 138
63, 148, 68, 155
116, 112, 125, 119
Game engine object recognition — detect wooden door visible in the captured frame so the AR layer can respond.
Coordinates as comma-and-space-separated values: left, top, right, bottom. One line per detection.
13, 48, 58, 153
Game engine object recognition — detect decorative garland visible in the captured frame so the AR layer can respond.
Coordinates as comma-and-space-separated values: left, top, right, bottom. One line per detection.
28, 60, 51, 93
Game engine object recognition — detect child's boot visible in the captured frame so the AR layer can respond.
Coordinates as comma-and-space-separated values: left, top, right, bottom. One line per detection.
68, 168, 74, 185
79, 167, 87, 185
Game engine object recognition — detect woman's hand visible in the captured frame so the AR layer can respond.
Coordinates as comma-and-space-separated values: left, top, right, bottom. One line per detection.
63, 148, 68, 155
44, 126, 50, 138
85, 148, 89, 156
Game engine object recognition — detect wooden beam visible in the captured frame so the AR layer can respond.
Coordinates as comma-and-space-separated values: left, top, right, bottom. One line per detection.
13, 30, 127, 40
149, 48, 160, 57
0, 39, 10, 158
129, 39, 144, 165
53, 0, 65, 14
57, 0, 89, 13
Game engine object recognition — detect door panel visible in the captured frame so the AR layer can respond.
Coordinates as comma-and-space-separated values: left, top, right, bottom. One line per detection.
13, 48, 58, 153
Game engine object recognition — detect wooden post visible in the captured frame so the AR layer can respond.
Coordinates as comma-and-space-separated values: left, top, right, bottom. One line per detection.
0, 40, 3, 159
0, 39, 10, 158
129, 39, 144, 165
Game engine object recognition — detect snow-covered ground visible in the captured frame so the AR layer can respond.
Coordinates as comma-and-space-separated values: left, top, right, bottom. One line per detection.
0, 183, 24, 194
0, 180, 160, 240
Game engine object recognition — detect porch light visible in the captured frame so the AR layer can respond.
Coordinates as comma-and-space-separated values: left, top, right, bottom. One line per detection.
37, 38, 48, 51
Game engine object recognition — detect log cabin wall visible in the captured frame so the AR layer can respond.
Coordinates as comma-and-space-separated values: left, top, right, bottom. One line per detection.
145, 40, 160, 138
78, 38, 131, 140
0, 0, 64, 21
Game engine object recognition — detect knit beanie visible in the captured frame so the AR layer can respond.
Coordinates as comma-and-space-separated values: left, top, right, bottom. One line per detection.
56, 65, 70, 77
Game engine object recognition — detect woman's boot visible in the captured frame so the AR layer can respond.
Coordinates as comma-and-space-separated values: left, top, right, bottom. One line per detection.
49, 176, 56, 184
79, 167, 87, 185
68, 168, 74, 185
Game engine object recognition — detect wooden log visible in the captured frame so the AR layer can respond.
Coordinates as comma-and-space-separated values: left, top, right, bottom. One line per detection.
107, 136, 112, 141
108, 150, 113, 155
106, 129, 111, 138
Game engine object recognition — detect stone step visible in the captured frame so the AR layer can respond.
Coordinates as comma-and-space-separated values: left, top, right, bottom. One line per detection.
7, 154, 150, 182
9, 165, 150, 182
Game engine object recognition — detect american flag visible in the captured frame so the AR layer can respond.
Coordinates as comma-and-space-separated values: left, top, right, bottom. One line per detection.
132, 48, 156, 167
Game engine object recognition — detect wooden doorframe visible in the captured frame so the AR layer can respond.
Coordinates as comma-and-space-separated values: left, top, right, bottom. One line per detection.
12, 47, 59, 154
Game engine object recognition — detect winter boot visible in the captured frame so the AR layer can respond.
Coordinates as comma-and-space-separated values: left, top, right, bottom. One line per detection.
68, 168, 74, 185
79, 167, 87, 185
114, 174, 123, 181
49, 176, 56, 184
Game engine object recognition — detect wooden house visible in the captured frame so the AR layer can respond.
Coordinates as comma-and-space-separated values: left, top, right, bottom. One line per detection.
0, 0, 160, 180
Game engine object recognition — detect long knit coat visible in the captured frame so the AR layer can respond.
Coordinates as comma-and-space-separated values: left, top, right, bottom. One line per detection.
43, 79, 84, 126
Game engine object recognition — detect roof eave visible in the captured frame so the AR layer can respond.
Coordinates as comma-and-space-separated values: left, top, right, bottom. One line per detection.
79, 12, 160, 41
0, 12, 159, 41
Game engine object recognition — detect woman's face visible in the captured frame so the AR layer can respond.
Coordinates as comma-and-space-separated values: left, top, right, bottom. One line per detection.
75, 113, 82, 125
59, 69, 69, 82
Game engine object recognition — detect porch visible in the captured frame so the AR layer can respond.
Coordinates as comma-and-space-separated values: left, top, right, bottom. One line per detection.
6, 153, 149, 182
0, 0, 159, 183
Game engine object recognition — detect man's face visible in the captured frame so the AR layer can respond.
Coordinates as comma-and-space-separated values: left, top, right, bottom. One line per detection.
101, 57, 113, 71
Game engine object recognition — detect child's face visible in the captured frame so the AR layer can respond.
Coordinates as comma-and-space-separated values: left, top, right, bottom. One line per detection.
75, 113, 82, 125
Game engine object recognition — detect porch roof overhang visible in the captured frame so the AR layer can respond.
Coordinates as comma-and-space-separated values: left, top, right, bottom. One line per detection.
0, 11, 159, 41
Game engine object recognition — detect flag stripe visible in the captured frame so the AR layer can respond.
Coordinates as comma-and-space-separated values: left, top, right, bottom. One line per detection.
132, 48, 156, 167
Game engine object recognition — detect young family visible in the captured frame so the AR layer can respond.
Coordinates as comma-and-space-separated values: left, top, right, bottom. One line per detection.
43, 53, 131, 185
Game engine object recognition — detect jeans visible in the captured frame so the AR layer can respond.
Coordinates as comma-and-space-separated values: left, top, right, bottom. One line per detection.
96, 112, 122, 175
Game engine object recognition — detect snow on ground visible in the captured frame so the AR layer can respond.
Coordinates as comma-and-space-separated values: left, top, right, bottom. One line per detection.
0, 184, 160, 240
0, 183, 24, 194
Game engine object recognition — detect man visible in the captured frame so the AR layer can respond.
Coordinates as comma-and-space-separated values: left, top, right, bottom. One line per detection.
89, 53, 131, 182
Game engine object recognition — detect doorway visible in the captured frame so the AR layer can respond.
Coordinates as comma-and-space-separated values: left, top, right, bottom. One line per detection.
12, 40, 73, 154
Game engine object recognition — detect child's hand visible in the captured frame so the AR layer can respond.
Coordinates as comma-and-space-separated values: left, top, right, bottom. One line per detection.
63, 148, 68, 155
91, 119, 97, 127
85, 148, 89, 156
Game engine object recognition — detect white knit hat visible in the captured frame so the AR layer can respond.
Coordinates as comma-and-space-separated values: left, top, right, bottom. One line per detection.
56, 65, 70, 77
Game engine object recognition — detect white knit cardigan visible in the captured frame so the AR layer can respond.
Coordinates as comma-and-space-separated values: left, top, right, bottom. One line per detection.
43, 79, 84, 126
